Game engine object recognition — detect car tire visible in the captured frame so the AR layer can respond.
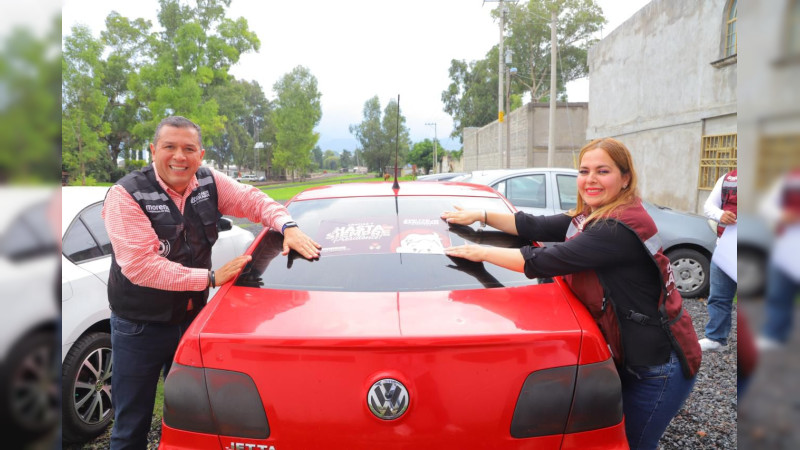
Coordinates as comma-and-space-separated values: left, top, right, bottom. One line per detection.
0, 331, 59, 445
738, 247, 767, 298
62, 332, 113, 444
667, 248, 710, 299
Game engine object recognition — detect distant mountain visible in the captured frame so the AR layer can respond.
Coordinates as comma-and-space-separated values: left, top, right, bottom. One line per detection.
317, 136, 462, 153
318, 137, 359, 153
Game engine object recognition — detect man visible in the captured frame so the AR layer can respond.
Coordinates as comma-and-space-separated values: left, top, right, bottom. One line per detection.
698, 169, 737, 352
102, 116, 321, 449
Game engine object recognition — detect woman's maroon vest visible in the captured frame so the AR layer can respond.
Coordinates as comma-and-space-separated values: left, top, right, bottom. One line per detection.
718, 169, 738, 237
562, 200, 701, 378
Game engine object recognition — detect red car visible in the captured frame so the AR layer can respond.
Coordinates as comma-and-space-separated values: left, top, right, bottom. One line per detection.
159, 182, 628, 450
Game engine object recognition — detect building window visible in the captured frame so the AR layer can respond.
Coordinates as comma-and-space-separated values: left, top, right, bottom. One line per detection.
698, 134, 737, 190
725, 0, 737, 56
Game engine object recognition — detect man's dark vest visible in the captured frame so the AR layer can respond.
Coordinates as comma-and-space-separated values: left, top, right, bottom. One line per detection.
108, 166, 221, 323
718, 169, 738, 237
562, 200, 701, 378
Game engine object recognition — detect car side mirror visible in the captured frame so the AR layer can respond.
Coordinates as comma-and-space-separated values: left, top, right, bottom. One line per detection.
217, 217, 233, 232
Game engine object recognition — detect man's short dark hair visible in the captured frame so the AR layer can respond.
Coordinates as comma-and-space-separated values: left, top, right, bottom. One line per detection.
153, 116, 203, 148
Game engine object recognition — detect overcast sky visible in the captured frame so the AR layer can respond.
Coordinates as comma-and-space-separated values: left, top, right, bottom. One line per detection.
58, 0, 650, 152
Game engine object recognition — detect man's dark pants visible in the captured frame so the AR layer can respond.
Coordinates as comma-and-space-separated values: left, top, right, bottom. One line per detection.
109, 313, 192, 450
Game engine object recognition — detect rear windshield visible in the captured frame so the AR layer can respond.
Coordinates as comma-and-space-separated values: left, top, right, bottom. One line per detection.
235, 196, 550, 292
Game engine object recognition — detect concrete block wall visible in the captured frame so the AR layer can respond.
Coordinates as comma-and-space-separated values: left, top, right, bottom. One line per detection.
463, 102, 589, 172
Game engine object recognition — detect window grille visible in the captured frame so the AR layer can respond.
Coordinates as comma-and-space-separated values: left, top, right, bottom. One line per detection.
698, 134, 737, 190
757, 134, 800, 191
788, 0, 800, 56
726, 0, 737, 56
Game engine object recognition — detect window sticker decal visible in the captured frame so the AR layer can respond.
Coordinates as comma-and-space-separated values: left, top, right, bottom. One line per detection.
318, 217, 451, 256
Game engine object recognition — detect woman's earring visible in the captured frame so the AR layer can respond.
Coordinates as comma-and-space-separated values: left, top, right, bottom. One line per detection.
623, 184, 628, 189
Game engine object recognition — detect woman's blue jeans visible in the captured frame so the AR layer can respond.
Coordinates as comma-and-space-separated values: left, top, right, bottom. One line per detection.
109, 313, 192, 450
620, 351, 697, 450
762, 262, 800, 343
704, 261, 738, 345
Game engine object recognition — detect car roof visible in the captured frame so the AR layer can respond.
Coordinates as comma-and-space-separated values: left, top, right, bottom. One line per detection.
417, 172, 467, 180
290, 181, 501, 202
0, 187, 57, 233
61, 186, 111, 237
463, 167, 578, 185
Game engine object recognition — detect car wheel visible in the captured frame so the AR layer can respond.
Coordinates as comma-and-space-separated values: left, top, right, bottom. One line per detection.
0, 331, 59, 445
738, 247, 767, 298
62, 332, 113, 444
667, 248, 710, 299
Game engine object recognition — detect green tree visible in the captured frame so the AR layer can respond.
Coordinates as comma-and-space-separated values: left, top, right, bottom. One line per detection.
349, 96, 383, 172
240, 80, 274, 176
381, 98, 410, 174
441, 54, 498, 140
62, 25, 110, 185
272, 66, 322, 180
0, 16, 61, 183
501, 0, 604, 103
349, 96, 409, 174
311, 146, 323, 169
129, 0, 260, 147
407, 139, 436, 173
207, 79, 268, 172
322, 150, 339, 171
340, 150, 352, 169
442, 0, 604, 140
99, 12, 156, 166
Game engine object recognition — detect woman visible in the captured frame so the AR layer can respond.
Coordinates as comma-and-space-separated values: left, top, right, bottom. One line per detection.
442, 138, 700, 450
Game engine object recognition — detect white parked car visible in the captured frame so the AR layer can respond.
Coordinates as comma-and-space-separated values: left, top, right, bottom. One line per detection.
60, 186, 255, 443
455, 168, 718, 298
0, 187, 60, 445
237, 174, 259, 182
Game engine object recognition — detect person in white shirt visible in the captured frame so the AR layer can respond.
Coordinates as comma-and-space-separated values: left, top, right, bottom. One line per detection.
757, 169, 800, 350
698, 170, 737, 352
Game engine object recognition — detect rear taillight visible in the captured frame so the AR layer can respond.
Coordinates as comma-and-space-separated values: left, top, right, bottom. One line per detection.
565, 358, 623, 433
510, 358, 622, 438
163, 363, 270, 439
510, 365, 576, 437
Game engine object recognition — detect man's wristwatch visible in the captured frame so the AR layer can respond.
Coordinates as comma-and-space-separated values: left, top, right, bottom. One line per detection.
281, 221, 298, 234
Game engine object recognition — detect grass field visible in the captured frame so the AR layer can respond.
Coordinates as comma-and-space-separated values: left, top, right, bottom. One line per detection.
259, 174, 417, 201
70, 173, 419, 202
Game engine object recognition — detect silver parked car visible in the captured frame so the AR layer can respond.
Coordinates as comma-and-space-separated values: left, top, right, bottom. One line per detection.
416, 172, 467, 182
456, 168, 718, 298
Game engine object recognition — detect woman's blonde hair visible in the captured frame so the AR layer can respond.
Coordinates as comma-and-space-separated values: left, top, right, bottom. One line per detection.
569, 137, 640, 223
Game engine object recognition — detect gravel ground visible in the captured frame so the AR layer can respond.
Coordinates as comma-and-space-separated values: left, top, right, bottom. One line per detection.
66, 297, 737, 450
660, 297, 738, 449
737, 298, 800, 450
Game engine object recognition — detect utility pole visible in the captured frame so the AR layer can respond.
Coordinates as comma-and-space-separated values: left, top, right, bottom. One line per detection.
547, 8, 558, 168
253, 117, 259, 175
507, 65, 516, 169
425, 122, 438, 173
498, 1, 506, 169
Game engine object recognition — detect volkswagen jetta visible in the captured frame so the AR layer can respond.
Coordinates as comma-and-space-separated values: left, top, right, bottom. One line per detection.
159, 182, 628, 450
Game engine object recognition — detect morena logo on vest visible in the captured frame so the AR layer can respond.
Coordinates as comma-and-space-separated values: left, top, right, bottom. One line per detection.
146, 204, 170, 214
191, 190, 210, 205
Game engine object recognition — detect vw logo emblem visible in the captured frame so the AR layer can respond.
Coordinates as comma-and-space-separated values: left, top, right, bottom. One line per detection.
367, 378, 409, 420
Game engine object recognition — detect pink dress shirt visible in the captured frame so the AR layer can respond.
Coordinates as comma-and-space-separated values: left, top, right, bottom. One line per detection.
102, 164, 290, 292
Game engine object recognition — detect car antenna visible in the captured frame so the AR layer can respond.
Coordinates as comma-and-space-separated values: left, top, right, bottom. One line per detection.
392, 94, 401, 191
